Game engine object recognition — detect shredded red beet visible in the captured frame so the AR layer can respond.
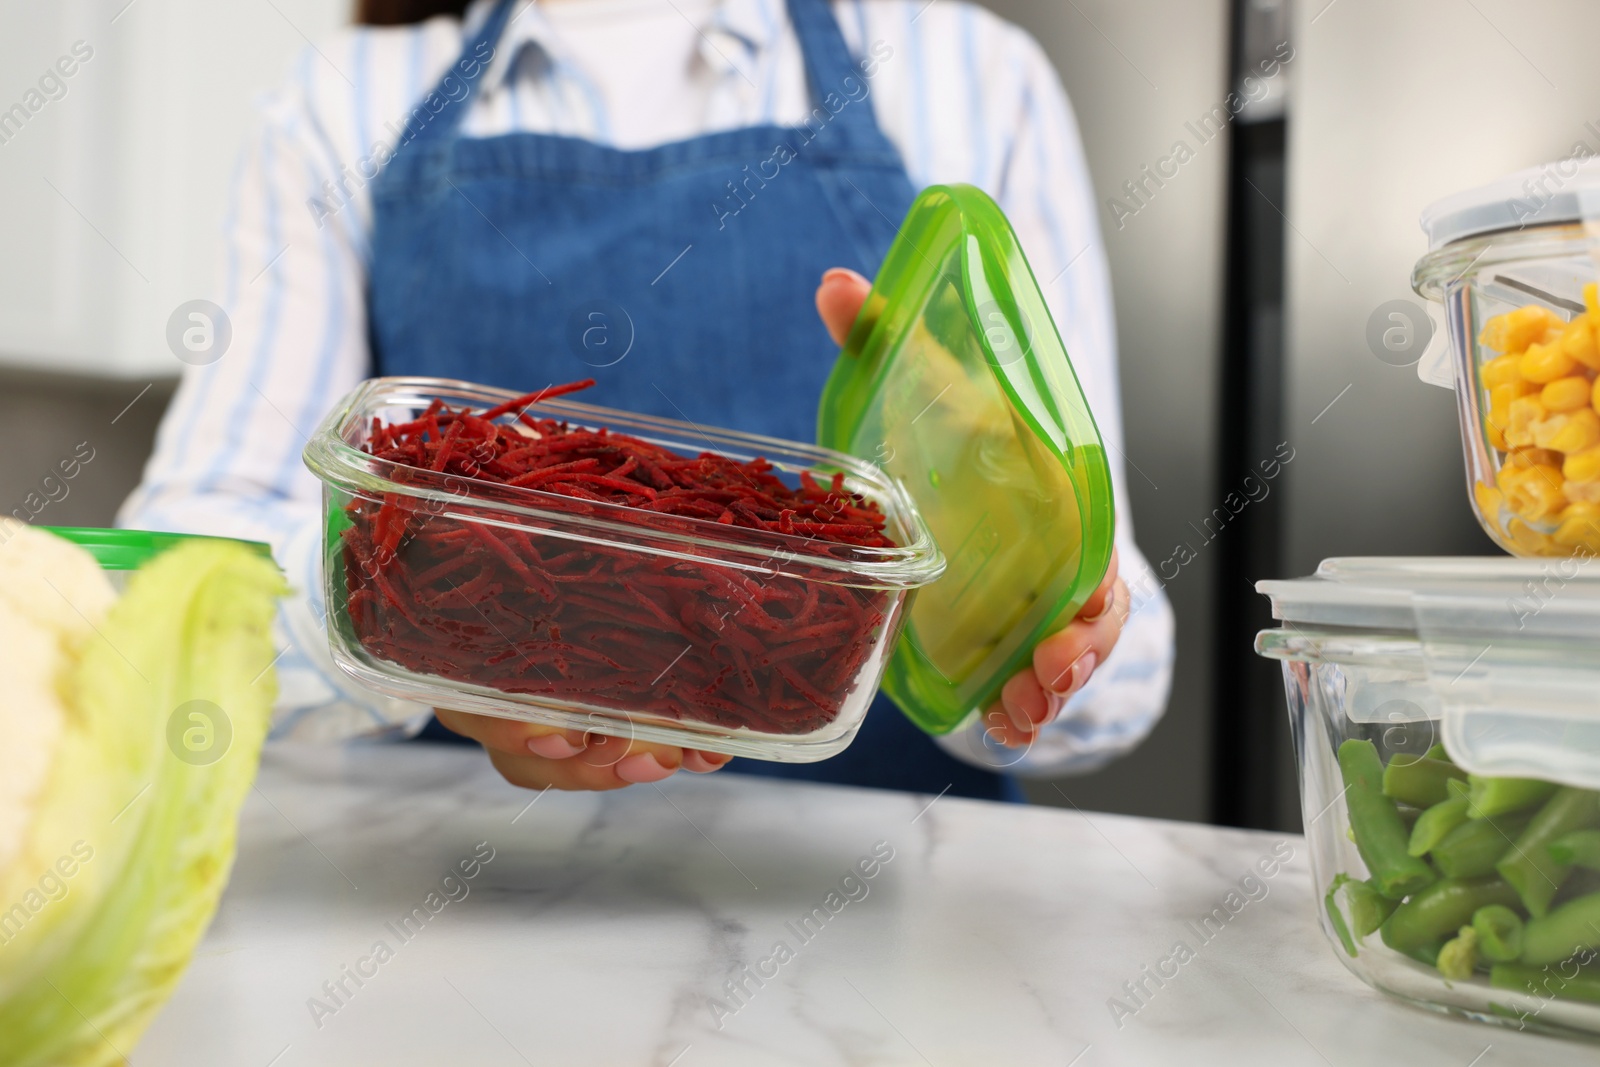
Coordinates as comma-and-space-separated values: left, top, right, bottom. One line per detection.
339, 380, 899, 735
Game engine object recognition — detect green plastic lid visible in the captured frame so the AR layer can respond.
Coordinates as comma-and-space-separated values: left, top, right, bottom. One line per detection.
41, 526, 274, 571
818, 184, 1116, 735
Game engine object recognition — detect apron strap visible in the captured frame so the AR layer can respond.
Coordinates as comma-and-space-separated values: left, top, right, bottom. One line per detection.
782, 0, 890, 149
405, 0, 518, 145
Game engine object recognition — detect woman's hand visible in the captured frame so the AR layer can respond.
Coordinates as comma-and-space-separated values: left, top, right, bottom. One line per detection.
980, 552, 1128, 748
815, 267, 1129, 750
434, 709, 731, 791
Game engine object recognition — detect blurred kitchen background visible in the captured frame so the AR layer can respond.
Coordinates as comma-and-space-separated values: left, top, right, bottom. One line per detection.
3, 0, 1596, 830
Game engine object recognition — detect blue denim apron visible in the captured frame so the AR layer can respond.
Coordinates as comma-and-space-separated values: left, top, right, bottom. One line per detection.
376, 0, 1014, 800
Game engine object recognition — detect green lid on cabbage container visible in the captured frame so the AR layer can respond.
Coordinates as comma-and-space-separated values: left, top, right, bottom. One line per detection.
42, 526, 274, 571
818, 184, 1116, 735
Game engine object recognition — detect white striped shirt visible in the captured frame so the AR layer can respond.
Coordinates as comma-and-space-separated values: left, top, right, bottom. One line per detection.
119, 0, 1174, 774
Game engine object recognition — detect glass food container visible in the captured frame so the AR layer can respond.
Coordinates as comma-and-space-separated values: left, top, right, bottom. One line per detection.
304, 377, 945, 763
1258, 557, 1600, 1040
1413, 160, 1600, 558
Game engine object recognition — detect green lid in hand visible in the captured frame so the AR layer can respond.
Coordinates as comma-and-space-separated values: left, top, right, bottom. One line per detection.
818, 184, 1115, 735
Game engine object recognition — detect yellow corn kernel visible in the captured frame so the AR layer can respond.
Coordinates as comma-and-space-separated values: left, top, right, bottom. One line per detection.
1506, 395, 1547, 447
1533, 408, 1600, 453
1587, 282, 1599, 321
1501, 448, 1565, 490
1554, 501, 1600, 550
1490, 379, 1536, 414
1474, 480, 1505, 523
1505, 463, 1567, 521
1562, 315, 1600, 371
1482, 354, 1524, 389
1520, 340, 1579, 384
1498, 452, 1554, 495
1554, 518, 1600, 552
1489, 380, 1538, 449
1566, 479, 1600, 505
1506, 447, 1564, 470
1542, 375, 1593, 412
1507, 518, 1560, 556
1565, 445, 1600, 483
1481, 305, 1567, 355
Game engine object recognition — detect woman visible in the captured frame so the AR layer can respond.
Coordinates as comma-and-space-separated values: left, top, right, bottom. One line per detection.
121, 0, 1173, 800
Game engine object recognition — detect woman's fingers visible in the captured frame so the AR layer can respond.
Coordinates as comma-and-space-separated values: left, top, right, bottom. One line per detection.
485, 746, 636, 792
434, 707, 590, 759
434, 708, 730, 789
681, 749, 734, 774
984, 555, 1129, 749
982, 700, 1050, 749
1031, 577, 1130, 699
578, 734, 683, 783
1000, 669, 1051, 731
815, 267, 872, 346
991, 676, 1072, 749
1075, 548, 1120, 622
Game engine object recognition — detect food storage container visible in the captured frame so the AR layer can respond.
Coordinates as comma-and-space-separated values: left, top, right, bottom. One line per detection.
1258, 556, 1600, 1039
819, 183, 1115, 734
1413, 160, 1600, 558
0, 524, 283, 1066
303, 377, 945, 762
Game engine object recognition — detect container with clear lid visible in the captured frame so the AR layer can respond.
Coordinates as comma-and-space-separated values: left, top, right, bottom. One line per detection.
1413, 160, 1600, 558
303, 377, 944, 763
1258, 557, 1600, 1039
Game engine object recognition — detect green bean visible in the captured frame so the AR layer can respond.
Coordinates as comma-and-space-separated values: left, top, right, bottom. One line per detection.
1467, 775, 1559, 819
1325, 874, 1398, 956
1339, 740, 1436, 899
1497, 788, 1600, 919
1384, 754, 1468, 809
1473, 904, 1525, 963
1380, 876, 1521, 954
1521, 891, 1600, 966
1437, 925, 1479, 980
1431, 812, 1533, 879
1325, 885, 1357, 956
1491, 962, 1600, 1005
1409, 796, 1470, 857
1549, 829, 1600, 870
1396, 940, 1443, 967
1558, 869, 1600, 905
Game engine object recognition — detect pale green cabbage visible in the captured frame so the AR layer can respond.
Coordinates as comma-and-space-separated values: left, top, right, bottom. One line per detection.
0, 533, 285, 1067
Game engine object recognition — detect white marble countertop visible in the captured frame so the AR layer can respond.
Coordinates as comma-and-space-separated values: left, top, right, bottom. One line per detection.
135, 744, 1592, 1066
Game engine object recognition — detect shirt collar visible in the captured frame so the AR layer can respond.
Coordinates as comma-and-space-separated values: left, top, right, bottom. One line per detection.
708, 0, 786, 55
467, 0, 788, 92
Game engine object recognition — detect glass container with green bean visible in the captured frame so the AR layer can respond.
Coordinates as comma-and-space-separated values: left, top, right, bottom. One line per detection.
1323, 736, 1600, 1027
1257, 559, 1600, 1042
